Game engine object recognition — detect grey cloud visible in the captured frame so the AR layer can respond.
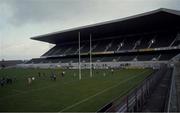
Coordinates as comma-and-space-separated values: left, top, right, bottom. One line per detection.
3, 0, 96, 25
3, 0, 180, 26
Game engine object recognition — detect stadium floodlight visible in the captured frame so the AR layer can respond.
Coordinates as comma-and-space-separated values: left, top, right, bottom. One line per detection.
151, 39, 155, 44
90, 34, 92, 78
151, 40, 154, 44
78, 32, 81, 80
136, 40, 141, 45
120, 42, 123, 47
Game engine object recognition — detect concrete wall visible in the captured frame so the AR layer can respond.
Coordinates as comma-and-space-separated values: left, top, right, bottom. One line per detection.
17, 61, 167, 69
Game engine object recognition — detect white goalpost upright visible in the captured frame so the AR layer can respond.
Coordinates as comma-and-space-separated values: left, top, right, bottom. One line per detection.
78, 32, 81, 80
90, 34, 93, 77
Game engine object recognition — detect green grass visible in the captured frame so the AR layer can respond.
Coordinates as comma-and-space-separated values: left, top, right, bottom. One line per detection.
0, 68, 153, 112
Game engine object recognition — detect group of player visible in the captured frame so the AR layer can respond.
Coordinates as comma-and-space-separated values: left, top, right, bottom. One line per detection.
27, 71, 66, 85
1, 69, 115, 86
0, 76, 14, 87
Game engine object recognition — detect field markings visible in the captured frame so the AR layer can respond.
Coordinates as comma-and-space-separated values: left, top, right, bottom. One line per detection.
12, 89, 25, 93
0, 72, 117, 101
0, 70, 128, 100
0, 78, 82, 101
97, 71, 151, 112
59, 70, 149, 112
0, 69, 150, 111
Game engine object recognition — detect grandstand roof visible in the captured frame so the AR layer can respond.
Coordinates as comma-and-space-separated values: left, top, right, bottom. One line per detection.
31, 8, 180, 44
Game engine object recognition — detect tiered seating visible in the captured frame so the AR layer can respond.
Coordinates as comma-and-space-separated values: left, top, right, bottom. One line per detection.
42, 32, 179, 57
150, 33, 176, 48
42, 43, 78, 56
0, 60, 24, 67
54, 44, 78, 55
137, 54, 159, 61
172, 33, 180, 46
42, 46, 58, 56
93, 40, 109, 52
28, 51, 179, 64
27, 58, 44, 64
107, 39, 120, 51
159, 53, 177, 61
81, 57, 90, 63
64, 44, 78, 55
172, 40, 180, 46
28, 31, 180, 64
119, 37, 138, 51
80, 42, 90, 53
91, 57, 102, 62
102, 56, 119, 62
119, 55, 135, 61
135, 35, 152, 49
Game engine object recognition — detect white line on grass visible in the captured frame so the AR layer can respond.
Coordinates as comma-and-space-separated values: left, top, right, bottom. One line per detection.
59, 70, 149, 112
0, 70, 120, 100
97, 70, 153, 112
0, 70, 130, 100
0, 78, 83, 100
12, 89, 25, 93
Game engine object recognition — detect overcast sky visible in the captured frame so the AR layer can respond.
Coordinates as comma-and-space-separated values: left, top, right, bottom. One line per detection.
0, 0, 180, 60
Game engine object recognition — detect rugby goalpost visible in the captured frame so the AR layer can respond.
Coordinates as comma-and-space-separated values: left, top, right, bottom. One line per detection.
78, 32, 93, 80
90, 34, 93, 78
78, 32, 81, 80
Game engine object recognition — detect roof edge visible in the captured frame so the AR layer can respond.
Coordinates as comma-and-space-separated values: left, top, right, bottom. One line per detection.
31, 8, 180, 41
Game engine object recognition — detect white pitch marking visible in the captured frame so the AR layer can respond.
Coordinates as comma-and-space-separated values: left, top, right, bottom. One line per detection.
0, 78, 83, 100
59, 70, 149, 112
12, 89, 25, 93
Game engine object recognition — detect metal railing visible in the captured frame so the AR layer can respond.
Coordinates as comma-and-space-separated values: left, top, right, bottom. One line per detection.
167, 66, 178, 112
98, 66, 167, 112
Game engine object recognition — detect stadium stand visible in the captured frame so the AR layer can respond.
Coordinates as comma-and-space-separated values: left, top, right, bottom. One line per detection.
0, 60, 24, 68
21, 8, 180, 69
13, 8, 180, 113
40, 31, 179, 57
39, 31, 179, 57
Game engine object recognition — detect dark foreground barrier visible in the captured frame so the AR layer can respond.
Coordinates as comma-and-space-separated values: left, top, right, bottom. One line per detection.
98, 66, 172, 112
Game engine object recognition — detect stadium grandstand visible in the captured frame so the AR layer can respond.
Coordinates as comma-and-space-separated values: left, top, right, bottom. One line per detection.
0, 60, 24, 69
4, 8, 180, 112
20, 8, 180, 69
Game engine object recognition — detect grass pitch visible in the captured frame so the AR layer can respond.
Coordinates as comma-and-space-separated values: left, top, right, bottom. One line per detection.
0, 68, 153, 112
